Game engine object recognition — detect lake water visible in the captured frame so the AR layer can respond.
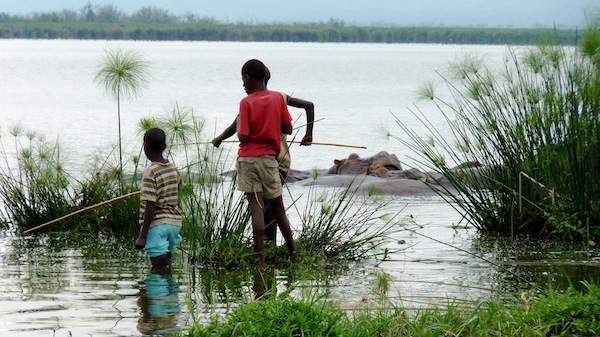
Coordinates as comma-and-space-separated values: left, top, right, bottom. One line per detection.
0, 40, 598, 337
0, 39, 509, 171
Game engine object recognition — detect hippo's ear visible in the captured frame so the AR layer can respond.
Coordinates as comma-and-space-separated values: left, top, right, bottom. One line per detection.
334, 159, 341, 165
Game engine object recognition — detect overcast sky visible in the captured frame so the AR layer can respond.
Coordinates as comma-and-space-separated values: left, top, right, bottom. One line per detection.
1, 0, 598, 28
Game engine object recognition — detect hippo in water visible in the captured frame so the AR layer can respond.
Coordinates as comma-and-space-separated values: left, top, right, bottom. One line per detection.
327, 151, 402, 177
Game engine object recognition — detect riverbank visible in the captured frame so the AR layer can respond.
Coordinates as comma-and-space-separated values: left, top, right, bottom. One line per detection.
0, 18, 578, 45
180, 284, 600, 337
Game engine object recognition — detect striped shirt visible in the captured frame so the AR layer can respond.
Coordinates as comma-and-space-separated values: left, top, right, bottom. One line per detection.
139, 161, 182, 227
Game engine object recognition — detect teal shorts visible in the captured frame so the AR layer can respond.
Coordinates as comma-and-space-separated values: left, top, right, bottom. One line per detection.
144, 224, 182, 258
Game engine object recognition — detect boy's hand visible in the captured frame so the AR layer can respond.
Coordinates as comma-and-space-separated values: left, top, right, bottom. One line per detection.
300, 134, 313, 146
211, 137, 222, 148
134, 236, 146, 250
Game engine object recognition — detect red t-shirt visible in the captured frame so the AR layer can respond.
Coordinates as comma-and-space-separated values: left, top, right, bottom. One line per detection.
237, 90, 292, 157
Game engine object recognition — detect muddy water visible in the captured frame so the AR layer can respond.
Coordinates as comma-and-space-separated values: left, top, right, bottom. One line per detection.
1, 190, 599, 337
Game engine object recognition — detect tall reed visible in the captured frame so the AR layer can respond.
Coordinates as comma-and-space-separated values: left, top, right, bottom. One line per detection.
397, 35, 600, 240
0, 128, 139, 235
296, 178, 403, 262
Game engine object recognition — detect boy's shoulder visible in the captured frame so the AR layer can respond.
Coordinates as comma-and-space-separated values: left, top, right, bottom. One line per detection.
144, 161, 178, 177
242, 90, 284, 103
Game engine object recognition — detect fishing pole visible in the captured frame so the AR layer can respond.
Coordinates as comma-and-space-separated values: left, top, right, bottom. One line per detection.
174, 140, 367, 149
23, 191, 141, 235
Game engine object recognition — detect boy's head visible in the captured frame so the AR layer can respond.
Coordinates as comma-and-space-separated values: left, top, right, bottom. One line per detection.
143, 128, 166, 158
264, 66, 271, 86
241, 59, 267, 94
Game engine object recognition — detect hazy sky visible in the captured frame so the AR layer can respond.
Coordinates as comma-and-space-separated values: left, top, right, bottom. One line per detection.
1, 0, 598, 27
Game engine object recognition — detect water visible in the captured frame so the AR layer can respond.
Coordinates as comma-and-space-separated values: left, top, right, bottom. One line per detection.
1, 193, 598, 337
0, 39, 508, 171
1, 40, 598, 336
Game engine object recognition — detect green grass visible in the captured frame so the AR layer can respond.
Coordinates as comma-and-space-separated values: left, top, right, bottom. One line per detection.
396, 30, 600, 241
179, 283, 600, 337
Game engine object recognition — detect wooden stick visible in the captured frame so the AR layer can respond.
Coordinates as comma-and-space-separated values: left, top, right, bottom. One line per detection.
289, 141, 367, 149
23, 190, 141, 236
175, 140, 367, 149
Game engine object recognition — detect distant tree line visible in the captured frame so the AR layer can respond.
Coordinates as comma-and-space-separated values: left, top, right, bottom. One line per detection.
0, 4, 579, 45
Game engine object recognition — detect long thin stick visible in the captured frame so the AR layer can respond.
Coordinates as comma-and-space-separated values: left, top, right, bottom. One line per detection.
176, 140, 367, 149
23, 191, 141, 236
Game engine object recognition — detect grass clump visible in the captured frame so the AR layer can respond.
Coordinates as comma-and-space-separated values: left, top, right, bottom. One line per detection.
397, 32, 600, 241
296, 182, 402, 263
180, 283, 600, 337
0, 128, 139, 236
0, 135, 74, 230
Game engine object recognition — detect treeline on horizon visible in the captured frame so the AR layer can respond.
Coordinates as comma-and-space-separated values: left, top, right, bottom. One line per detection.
0, 3, 579, 45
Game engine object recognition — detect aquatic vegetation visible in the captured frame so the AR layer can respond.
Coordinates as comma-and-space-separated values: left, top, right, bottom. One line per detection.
0, 129, 139, 235
1, 99, 398, 269
296, 181, 403, 263
95, 47, 149, 181
0, 135, 75, 230
398, 32, 600, 241
180, 283, 600, 337
162, 108, 400, 269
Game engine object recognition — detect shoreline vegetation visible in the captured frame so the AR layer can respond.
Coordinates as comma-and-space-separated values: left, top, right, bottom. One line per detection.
180, 282, 600, 337
396, 28, 600, 242
0, 4, 579, 45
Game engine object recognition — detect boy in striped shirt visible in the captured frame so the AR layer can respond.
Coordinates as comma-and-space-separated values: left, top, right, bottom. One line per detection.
135, 128, 182, 272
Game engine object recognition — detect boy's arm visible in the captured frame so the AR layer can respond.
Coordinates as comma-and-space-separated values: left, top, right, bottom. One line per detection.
237, 100, 250, 143
282, 123, 293, 135
211, 117, 238, 148
135, 201, 156, 249
281, 96, 293, 136
287, 96, 314, 145
135, 167, 158, 249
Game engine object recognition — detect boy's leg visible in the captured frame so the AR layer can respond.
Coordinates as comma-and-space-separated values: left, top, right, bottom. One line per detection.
145, 225, 172, 271
237, 158, 270, 269
268, 196, 298, 262
263, 200, 278, 242
247, 192, 266, 270
150, 254, 171, 274
159, 224, 182, 270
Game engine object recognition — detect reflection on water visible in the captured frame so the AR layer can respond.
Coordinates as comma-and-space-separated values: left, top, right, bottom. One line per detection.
137, 272, 181, 336
0, 197, 599, 336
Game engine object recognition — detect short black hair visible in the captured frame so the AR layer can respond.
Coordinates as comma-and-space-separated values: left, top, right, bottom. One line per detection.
241, 59, 267, 81
265, 66, 271, 85
143, 128, 166, 152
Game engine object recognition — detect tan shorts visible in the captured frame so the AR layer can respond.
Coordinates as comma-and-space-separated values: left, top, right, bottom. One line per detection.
236, 156, 282, 199
277, 135, 291, 176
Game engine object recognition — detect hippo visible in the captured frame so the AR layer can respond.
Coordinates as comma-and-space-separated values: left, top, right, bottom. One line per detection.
327, 151, 402, 177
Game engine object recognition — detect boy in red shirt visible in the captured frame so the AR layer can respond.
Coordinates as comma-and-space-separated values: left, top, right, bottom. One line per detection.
211, 66, 315, 243
236, 59, 298, 269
